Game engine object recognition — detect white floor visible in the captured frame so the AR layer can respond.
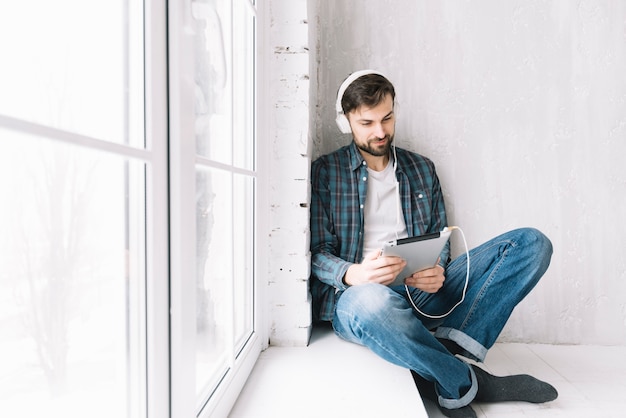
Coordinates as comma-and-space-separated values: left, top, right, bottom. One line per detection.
230, 324, 626, 417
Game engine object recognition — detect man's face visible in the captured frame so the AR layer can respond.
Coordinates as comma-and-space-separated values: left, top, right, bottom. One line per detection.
347, 93, 395, 158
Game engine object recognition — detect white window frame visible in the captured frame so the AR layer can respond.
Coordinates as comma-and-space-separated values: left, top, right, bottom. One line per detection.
167, 1, 269, 417
145, 1, 170, 417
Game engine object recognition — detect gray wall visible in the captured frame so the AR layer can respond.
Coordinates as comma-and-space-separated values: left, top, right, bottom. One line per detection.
310, 0, 626, 345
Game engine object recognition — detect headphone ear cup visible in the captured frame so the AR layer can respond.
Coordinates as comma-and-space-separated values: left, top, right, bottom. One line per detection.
335, 113, 352, 134
335, 69, 385, 134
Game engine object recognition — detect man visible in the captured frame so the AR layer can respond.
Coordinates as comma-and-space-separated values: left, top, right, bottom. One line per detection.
309, 70, 558, 418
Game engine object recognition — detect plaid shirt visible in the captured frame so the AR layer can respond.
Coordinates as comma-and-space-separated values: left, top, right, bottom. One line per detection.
310, 141, 449, 321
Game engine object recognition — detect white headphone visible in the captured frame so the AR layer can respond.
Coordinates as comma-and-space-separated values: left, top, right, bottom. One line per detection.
335, 69, 386, 134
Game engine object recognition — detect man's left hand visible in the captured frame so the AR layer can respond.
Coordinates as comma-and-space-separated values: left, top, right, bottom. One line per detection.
404, 264, 445, 293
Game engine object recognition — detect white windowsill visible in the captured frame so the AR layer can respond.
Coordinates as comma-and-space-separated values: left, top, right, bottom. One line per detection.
229, 322, 426, 417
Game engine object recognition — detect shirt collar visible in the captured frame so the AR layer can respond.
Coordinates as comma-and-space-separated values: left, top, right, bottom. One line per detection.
348, 141, 366, 171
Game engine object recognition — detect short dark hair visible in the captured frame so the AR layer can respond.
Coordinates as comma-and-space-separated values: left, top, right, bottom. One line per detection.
340, 73, 395, 115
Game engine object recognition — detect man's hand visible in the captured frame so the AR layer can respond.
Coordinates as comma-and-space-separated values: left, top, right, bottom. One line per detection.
404, 262, 445, 293
343, 250, 406, 286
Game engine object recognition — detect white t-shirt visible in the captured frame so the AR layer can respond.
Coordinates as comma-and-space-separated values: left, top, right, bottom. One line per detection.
362, 160, 408, 258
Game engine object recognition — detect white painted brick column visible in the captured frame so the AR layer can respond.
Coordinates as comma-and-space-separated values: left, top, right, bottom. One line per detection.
267, 0, 312, 346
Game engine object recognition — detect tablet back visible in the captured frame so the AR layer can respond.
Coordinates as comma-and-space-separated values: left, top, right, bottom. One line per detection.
381, 229, 451, 287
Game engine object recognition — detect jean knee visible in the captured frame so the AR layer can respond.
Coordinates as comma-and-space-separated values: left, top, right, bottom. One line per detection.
512, 228, 553, 276
521, 227, 553, 259
336, 284, 398, 324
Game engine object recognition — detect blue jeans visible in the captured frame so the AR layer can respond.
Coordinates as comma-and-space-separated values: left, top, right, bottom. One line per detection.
331, 228, 553, 409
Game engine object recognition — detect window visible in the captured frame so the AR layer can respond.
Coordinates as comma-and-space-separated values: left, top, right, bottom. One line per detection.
0, 1, 264, 417
169, 1, 263, 416
0, 1, 151, 417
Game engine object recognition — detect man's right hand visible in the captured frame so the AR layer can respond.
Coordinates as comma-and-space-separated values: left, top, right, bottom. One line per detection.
343, 250, 407, 286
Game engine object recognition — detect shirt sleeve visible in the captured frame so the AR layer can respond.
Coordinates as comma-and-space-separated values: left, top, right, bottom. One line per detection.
309, 157, 351, 291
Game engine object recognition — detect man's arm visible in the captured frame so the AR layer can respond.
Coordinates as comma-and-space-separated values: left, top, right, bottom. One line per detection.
344, 250, 406, 286
309, 157, 353, 291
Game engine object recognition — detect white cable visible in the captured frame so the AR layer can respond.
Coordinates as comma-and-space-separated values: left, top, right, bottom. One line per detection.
405, 226, 470, 319
390, 145, 469, 318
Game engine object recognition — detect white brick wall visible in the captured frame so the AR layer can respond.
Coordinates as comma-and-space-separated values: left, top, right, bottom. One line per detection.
267, 0, 312, 346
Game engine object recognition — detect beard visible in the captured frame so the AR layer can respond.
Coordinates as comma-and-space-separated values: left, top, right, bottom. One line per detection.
356, 135, 394, 157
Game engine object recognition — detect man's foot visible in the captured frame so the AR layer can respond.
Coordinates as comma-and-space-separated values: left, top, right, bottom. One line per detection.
471, 364, 558, 403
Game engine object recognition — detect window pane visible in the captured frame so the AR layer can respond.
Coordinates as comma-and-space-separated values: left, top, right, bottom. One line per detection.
192, 0, 233, 165
233, 174, 255, 352
232, 2, 256, 171
0, 133, 146, 418
194, 168, 255, 407
196, 167, 232, 402
0, 1, 144, 148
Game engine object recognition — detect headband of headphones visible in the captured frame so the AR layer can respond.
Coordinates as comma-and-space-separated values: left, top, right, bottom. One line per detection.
335, 69, 386, 134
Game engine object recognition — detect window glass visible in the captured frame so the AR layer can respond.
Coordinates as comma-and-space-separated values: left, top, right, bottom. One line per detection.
192, 0, 233, 165
0, 133, 146, 418
194, 168, 255, 408
232, 2, 256, 171
0, 1, 144, 148
233, 173, 255, 352
195, 167, 232, 403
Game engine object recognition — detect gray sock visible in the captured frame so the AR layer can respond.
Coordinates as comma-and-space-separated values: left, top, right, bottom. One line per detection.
472, 364, 558, 403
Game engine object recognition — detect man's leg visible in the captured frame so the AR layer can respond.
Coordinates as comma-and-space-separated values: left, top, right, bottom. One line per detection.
332, 283, 477, 413
411, 364, 557, 417
433, 227, 553, 360
409, 227, 557, 406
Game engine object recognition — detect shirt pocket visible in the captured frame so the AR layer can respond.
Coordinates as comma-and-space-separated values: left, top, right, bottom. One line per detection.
410, 189, 433, 232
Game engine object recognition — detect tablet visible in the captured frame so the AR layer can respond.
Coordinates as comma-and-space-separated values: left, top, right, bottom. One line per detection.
380, 229, 451, 287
